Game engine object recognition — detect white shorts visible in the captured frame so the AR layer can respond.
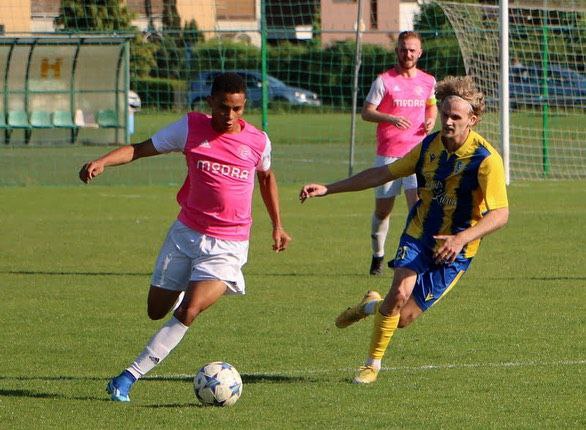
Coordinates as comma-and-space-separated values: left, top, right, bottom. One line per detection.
150, 220, 249, 295
373, 155, 418, 199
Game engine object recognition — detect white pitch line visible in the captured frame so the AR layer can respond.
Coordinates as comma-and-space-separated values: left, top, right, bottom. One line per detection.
147, 359, 586, 380
379, 359, 586, 372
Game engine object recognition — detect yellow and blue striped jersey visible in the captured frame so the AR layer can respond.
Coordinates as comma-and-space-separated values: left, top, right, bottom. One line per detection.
387, 130, 508, 258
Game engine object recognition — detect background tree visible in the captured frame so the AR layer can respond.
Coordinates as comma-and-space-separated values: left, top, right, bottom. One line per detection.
152, 0, 183, 80
55, 0, 157, 79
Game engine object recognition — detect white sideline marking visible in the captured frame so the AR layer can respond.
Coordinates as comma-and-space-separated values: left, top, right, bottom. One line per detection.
148, 359, 586, 380
379, 359, 586, 372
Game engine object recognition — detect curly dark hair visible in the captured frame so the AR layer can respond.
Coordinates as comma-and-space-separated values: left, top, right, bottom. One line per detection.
211, 72, 246, 96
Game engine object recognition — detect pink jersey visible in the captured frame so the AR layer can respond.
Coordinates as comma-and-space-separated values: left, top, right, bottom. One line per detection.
152, 112, 270, 241
372, 68, 435, 157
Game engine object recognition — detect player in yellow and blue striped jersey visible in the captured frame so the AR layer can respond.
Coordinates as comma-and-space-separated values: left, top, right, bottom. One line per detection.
299, 75, 509, 384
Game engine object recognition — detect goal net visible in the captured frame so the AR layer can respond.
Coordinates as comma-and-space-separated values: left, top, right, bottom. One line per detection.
437, 0, 586, 179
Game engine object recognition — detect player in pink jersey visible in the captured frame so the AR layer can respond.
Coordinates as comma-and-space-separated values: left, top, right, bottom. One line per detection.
362, 31, 438, 276
79, 73, 291, 402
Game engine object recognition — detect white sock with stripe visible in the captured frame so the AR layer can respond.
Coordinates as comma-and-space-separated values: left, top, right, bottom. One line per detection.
126, 316, 189, 380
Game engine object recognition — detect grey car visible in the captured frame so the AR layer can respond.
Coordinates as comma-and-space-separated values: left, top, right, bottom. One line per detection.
189, 70, 321, 109
509, 64, 586, 109
487, 64, 586, 110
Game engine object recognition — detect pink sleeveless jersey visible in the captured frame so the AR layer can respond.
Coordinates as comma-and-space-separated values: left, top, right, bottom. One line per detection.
376, 68, 435, 157
176, 112, 268, 241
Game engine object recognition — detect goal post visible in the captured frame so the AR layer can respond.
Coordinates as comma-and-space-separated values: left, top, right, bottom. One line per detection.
499, 0, 510, 184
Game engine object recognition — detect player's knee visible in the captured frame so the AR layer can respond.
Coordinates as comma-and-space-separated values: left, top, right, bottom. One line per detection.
398, 313, 415, 328
374, 209, 390, 220
391, 289, 410, 308
380, 291, 408, 315
173, 303, 202, 326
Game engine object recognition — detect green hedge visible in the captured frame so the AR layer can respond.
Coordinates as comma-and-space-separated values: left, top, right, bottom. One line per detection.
131, 77, 187, 110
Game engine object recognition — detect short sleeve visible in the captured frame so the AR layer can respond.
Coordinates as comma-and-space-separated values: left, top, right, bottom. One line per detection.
151, 115, 189, 153
387, 144, 421, 178
478, 153, 509, 210
365, 76, 385, 106
256, 133, 272, 172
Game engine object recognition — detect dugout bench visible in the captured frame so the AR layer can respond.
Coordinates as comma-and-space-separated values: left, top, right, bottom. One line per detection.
0, 35, 132, 145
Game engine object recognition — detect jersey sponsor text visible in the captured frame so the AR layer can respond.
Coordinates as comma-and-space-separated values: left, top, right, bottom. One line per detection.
196, 159, 251, 180
393, 99, 426, 108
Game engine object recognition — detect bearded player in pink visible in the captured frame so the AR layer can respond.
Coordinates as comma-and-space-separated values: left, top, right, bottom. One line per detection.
79, 73, 291, 402
362, 31, 437, 276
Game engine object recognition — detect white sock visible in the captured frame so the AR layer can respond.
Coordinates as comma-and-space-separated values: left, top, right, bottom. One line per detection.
127, 316, 189, 380
370, 214, 389, 258
366, 358, 382, 370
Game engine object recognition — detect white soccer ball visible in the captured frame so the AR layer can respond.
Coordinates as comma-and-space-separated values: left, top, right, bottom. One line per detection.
194, 361, 243, 407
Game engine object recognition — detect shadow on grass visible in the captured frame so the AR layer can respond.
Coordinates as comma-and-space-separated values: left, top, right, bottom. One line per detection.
140, 373, 315, 384
0, 389, 60, 399
0, 387, 111, 402
142, 402, 203, 409
0, 374, 315, 384
140, 374, 316, 409
4, 270, 150, 277
0, 373, 316, 407
0, 375, 104, 382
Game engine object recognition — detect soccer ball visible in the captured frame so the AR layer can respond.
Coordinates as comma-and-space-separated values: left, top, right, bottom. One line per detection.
194, 361, 243, 407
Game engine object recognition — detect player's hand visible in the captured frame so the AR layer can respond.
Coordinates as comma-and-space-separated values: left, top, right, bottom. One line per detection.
433, 234, 465, 264
272, 226, 291, 253
389, 115, 411, 130
79, 161, 104, 183
299, 184, 328, 203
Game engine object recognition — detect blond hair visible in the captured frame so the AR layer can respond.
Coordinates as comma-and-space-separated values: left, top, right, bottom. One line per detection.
436, 75, 485, 118
398, 31, 423, 45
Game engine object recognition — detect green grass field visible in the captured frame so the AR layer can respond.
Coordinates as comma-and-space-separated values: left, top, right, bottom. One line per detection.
1, 148, 585, 429
1, 109, 585, 427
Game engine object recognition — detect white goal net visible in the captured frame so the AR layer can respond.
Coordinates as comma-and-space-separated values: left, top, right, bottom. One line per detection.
437, 0, 586, 179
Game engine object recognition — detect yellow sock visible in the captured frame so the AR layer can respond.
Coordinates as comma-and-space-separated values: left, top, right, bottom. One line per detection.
367, 310, 400, 361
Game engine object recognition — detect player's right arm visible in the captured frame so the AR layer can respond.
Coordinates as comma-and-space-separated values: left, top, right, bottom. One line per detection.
361, 76, 411, 129
299, 143, 421, 202
299, 165, 396, 202
361, 102, 411, 130
79, 139, 160, 183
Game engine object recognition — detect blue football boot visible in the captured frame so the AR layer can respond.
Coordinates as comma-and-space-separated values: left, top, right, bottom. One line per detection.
106, 370, 136, 402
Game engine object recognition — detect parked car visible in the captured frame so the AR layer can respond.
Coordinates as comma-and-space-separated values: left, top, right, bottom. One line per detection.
189, 70, 321, 109
507, 64, 586, 109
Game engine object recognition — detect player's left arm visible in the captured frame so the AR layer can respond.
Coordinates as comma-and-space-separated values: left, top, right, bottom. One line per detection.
257, 168, 291, 253
300, 144, 421, 202
434, 153, 509, 263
